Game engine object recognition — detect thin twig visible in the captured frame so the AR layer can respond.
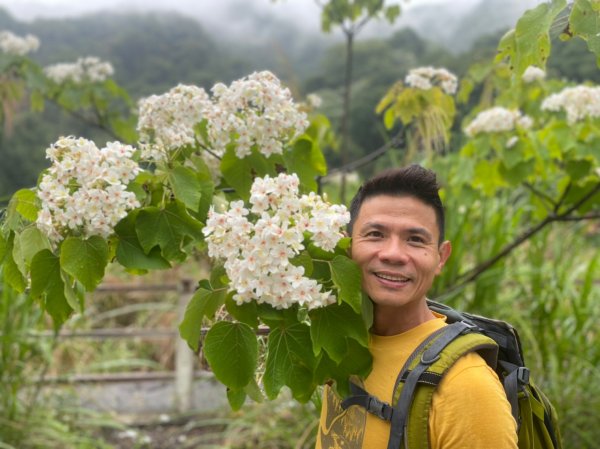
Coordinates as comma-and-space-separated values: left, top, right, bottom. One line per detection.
523, 182, 556, 209
323, 132, 404, 178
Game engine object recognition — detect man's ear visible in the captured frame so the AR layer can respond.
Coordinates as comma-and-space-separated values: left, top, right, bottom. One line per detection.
435, 240, 452, 275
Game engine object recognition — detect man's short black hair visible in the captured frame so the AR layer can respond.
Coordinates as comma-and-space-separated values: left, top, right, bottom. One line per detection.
347, 165, 446, 243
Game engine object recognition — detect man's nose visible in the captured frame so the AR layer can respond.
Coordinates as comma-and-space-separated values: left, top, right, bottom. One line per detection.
378, 238, 409, 264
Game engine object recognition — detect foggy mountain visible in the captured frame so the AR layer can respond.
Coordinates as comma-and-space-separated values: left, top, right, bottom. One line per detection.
0, 0, 543, 53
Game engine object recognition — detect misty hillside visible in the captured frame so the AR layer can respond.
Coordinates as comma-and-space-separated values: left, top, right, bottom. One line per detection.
2, 0, 542, 54
0, 2, 597, 197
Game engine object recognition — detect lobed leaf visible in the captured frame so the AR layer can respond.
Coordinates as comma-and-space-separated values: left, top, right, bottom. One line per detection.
59, 236, 109, 292
263, 321, 316, 402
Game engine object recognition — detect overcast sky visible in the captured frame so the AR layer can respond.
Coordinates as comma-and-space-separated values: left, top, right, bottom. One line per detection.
0, 0, 482, 25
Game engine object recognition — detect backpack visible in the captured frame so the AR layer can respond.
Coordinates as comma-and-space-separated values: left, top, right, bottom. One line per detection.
341, 299, 562, 449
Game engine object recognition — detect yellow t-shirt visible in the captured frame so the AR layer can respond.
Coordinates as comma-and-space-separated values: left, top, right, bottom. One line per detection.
315, 313, 518, 449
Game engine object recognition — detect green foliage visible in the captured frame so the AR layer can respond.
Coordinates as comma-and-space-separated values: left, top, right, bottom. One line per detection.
0, 3, 599, 447
320, 0, 400, 33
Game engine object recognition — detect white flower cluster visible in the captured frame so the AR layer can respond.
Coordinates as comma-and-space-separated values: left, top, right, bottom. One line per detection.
464, 107, 533, 137
36, 137, 141, 243
137, 84, 212, 162
306, 93, 323, 109
207, 71, 309, 158
541, 85, 600, 124
44, 56, 114, 84
0, 31, 39, 56
137, 71, 309, 167
203, 173, 349, 310
405, 66, 458, 95
522, 65, 546, 83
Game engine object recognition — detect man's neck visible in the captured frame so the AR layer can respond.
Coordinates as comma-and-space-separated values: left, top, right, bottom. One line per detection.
371, 301, 436, 336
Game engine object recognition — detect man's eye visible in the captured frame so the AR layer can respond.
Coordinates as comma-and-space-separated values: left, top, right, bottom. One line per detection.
365, 231, 383, 238
408, 236, 425, 244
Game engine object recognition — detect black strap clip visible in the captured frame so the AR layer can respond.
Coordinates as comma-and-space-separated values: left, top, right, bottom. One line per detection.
516, 366, 530, 385
367, 395, 393, 421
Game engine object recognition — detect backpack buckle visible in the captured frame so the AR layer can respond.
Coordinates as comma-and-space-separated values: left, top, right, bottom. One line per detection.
517, 367, 530, 385
367, 396, 393, 421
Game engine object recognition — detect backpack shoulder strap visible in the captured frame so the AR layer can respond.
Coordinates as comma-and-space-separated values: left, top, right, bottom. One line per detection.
391, 324, 498, 449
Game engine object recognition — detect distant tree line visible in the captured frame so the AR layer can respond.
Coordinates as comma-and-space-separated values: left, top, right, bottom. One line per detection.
0, 6, 597, 198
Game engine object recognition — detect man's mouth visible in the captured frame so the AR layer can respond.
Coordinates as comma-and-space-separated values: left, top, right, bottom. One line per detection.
374, 272, 411, 283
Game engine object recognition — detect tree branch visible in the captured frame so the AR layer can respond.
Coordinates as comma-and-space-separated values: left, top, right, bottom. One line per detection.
44, 95, 121, 141
523, 182, 556, 210
443, 181, 600, 296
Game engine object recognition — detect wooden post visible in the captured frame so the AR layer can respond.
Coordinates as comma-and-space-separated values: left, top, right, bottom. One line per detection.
174, 279, 195, 413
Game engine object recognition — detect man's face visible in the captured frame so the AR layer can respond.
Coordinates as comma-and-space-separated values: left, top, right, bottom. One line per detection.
350, 194, 451, 310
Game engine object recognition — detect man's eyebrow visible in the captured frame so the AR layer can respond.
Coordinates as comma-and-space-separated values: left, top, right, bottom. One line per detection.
359, 222, 387, 231
359, 223, 433, 240
407, 227, 433, 240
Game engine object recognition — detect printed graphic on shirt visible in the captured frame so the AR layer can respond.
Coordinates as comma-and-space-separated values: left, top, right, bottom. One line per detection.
318, 385, 366, 449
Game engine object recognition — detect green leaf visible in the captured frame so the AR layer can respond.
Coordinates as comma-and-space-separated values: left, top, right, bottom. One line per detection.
8, 189, 39, 221
309, 302, 369, 362
12, 226, 51, 276
179, 287, 227, 351
168, 165, 204, 211
3, 234, 26, 292
59, 236, 109, 291
330, 255, 362, 313
30, 89, 45, 112
227, 388, 247, 411
31, 249, 73, 328
263, 322, 316, 402
314, 338, 373, 398
499, 159, 536, 186
16, 227, 51, 266
136, 201, 203, 262
282, 137, 327, 191
226, 297, 259, 329
570, 0, 600, 64
115, 212, 171, 270
565, 159, 593, 181
220, 146, 275, 200
512, 0, 567, 76
0, 233, 7, 263
204, 321, 258, 390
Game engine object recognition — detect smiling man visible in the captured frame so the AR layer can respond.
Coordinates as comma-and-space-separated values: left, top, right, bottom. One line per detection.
315, 165, 517, 449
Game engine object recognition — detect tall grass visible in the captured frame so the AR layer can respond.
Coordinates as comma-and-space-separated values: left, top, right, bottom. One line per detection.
432, 186, 599, 448
0, 280, 119, 448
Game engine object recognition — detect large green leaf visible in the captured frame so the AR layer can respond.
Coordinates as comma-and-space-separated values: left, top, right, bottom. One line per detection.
168, 165, 204, 212
60, 236, 109, 291
11, 189, 39, 222
314, 338, 373, 398
225, 297, 259, 329
203, 321, 258, 390
330, 255, 362, 313
570, 0, 600, 64
309, 302, 369, 363
12, 226, 51, 276
220, 146, 276, 200
282, 137, 326, 192
136, 201, 203, 262
179, 287, 227, 351
31, 249, 72, 328
511, 0, 567, 76
263, 322, 316, 402
115, 212, 171, 270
